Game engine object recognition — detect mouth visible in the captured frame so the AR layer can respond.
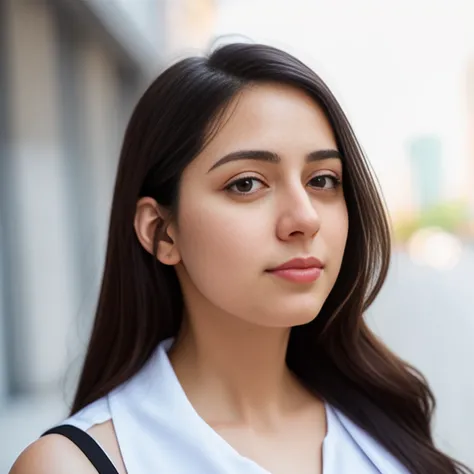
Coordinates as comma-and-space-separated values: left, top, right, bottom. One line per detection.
265, 257, 324, 283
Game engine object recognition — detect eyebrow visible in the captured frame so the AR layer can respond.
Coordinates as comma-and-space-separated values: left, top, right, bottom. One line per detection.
207, 148, 343, 173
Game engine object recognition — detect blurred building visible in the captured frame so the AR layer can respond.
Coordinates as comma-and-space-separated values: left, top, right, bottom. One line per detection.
0, 0, 167, 469
408, 135, 443, 212
467, 58, 474, 227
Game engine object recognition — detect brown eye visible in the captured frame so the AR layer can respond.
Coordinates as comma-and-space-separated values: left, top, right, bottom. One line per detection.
309, 175, 340, 190
225, 177, 265, 195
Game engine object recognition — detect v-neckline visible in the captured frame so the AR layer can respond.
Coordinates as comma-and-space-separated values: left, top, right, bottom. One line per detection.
160, 339, 332, 474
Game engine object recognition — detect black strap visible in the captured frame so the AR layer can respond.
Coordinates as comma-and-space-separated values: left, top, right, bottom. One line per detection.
42, 424, 120, 474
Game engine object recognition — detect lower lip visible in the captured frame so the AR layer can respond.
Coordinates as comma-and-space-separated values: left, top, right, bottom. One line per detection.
267, 267, 322, 283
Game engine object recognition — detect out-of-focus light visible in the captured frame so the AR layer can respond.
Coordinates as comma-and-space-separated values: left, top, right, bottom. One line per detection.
407, 227, 463, 270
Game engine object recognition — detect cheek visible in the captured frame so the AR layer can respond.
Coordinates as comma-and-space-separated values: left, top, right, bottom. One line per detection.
324, 204, 349, 269
176, 197, 268, 292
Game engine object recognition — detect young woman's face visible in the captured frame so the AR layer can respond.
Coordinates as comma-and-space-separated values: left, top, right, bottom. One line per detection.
172, 83, 348, 328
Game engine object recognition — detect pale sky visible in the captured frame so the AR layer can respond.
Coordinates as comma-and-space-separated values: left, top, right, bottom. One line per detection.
213, 0, 474, 214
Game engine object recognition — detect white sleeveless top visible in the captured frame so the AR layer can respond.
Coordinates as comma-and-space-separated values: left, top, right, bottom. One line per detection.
62, 338, 409, 473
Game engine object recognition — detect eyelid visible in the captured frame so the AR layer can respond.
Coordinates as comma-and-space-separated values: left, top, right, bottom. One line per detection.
224, 172, 266, 188
225, 169, 340, 184
228, 171, 263, 183
310, 169, 341, 179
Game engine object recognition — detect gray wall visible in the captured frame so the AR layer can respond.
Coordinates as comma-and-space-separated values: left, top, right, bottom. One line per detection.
0, 0, 163, 470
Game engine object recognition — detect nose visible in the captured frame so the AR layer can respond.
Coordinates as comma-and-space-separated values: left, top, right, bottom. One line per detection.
276, 186, 321, 241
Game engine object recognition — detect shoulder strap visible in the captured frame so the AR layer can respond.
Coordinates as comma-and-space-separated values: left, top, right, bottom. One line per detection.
42, 424, 120, 474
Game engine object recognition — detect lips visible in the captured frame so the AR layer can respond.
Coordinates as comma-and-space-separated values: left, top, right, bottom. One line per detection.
266, 257, 324, 284
268, 257, 324, 272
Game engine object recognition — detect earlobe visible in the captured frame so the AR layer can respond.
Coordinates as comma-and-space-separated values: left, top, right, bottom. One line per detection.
134, 197, 181, 265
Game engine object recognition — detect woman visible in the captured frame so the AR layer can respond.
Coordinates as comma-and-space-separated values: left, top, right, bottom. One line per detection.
10, 43, 472, 474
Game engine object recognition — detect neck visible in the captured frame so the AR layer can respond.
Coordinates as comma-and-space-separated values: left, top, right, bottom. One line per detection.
168, 308, 306, 427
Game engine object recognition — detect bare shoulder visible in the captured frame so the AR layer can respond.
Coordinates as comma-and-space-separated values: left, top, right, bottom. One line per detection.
9, 434, 97, 474
10, 420, 126, 474
88, 420, 126, 473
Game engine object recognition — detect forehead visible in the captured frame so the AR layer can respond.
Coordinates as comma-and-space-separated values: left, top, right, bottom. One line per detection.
197, 83, 338, 167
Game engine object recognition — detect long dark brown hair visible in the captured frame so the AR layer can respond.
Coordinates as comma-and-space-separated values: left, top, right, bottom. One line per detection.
71, 43, 471, 473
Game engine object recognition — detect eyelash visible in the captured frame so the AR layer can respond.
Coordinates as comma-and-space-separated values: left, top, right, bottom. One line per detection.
225, 174, 342, 196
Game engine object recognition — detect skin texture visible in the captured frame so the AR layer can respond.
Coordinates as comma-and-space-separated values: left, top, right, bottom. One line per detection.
10, 83, 348, 474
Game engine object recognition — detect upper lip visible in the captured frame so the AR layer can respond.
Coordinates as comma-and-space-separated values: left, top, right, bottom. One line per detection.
268, 257, 324, 271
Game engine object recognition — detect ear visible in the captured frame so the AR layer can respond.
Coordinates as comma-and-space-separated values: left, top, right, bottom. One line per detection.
134, 197, 181, 265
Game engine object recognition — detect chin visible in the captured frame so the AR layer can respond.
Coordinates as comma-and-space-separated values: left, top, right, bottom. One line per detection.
283, 295, 325, 321
259, 303, 324, 328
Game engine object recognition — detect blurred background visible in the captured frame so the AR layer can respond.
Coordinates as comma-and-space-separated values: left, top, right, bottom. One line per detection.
1, 0, 473, 470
